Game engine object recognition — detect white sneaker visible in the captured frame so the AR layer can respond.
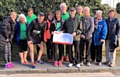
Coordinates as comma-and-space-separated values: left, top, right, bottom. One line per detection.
76, 64, 80, 68
87, 62, 91, 66
80, 62, 83, 66
68, 63, 73, 67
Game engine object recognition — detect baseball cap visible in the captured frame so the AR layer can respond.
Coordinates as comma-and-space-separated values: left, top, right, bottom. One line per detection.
38, 12, 44, 16
70, 7, 76, 11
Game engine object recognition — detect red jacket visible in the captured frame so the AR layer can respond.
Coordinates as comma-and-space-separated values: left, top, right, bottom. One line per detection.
44, 20, 51, 42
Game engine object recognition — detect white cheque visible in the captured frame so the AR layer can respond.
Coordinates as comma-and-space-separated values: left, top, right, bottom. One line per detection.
53, 33, 73, 44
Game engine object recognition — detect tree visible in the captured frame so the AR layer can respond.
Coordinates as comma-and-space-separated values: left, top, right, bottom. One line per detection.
0, 0, 110, 20
116, 2, 120, 14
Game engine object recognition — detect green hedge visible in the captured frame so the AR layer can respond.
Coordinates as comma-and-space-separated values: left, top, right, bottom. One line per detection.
0, 0, 110, 20
116, 2, 120, 14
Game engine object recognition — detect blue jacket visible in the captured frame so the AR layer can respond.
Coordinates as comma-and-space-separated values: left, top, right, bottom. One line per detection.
15, 22, 28, 45
93, 18, 107, 46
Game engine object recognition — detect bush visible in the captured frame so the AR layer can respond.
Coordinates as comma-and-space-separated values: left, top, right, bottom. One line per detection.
0, 0, 110, 20
116, 2, 120, 14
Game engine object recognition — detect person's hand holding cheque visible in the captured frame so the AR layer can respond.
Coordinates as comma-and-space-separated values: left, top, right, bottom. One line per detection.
54, 31, 59, 34
53, 31, 63, 34
72, 32, 76, 37
51, 31, 58, 35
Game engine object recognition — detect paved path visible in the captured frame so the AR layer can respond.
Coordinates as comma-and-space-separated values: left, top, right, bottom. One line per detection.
0, 72, 116, 77
0, 56, 120, 74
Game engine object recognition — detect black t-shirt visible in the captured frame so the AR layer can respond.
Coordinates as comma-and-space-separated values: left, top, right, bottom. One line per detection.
27, 19, 46, 44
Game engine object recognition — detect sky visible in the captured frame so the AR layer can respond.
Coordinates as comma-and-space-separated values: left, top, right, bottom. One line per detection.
101, 0, 120, 8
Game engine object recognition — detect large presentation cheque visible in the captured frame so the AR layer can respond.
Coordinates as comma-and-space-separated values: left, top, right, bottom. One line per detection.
53, 33, 73, 44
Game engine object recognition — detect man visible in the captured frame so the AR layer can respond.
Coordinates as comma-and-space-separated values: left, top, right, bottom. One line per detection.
105, 8, 120, 67
61, 7, 82, 68
76, 5, 83, 18
80, 7, 94, 66
26, 8, 37, 25
59, 3, 70, 62
27, 12, 46, 68
26, 8, 40, 59
0, 12, 17, 68
60, 3, 70, 21
91, 10, 107, 66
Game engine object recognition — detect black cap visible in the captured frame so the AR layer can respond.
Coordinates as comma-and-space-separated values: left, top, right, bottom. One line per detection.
70, 7, 76, 11
38, 12, 44, 16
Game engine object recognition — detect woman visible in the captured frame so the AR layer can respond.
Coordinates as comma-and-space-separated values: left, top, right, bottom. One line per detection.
91, 10, 107, 66
105, 8, 120, 67
27, 12, 46, 68
15, 14, 28, 64
0, 12, 17, 68
44, 12, 54, 62
51, 10, 64, 66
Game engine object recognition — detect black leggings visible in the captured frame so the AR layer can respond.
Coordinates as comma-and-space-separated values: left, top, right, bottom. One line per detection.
46, 39, 54, 60
91, 44, 102, 62
53, 43, 64, 61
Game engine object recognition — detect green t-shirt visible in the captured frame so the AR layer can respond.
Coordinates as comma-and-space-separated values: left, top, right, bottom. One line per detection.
20, 23, 27, 40
26, 14, 37, 24
56, 22, 61, 31
61, 12, 70, 20
76, 14, 83, 18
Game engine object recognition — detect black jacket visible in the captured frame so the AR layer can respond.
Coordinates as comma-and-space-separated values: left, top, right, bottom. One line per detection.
50, 19, 64, 43
0, 17, 16, 50
27, 19, 46, 44
51, 19, 64, 32
61, 16, 82, 41
106, 17, 120, 52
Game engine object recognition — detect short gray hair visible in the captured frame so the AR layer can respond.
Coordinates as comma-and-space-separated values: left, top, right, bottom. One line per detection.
83, 6, 90, 12
60, 3, 67, 9
17, 14, 27, 22
96, 10, 102, 15
77, 5, 83, 9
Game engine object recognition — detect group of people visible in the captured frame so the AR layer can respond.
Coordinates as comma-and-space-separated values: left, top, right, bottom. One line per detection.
0, 3, 120, 69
